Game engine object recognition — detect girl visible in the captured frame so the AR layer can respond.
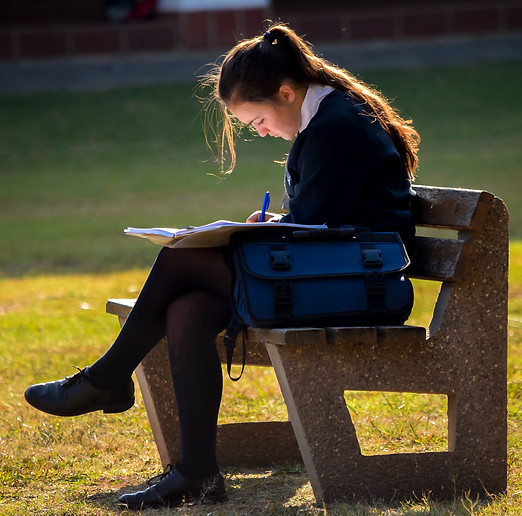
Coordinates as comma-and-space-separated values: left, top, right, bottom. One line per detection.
25, 23, 419, 509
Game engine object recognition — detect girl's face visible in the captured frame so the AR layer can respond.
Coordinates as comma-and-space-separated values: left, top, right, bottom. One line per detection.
226, 84, 303, 141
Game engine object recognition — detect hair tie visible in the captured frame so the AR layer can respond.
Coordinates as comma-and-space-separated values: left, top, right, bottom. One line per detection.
263, 30, 276, 44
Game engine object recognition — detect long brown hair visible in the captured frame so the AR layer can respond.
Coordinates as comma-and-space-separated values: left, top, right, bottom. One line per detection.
202, 22, 419, 178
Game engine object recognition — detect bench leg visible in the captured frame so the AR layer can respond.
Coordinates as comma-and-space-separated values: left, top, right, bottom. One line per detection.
134, 338, 182, 468
134, 336, 301, 468
266, 337, 506, 504
266, 339, 363, 503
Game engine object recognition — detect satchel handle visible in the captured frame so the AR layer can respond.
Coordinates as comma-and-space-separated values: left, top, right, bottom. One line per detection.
223, 317, 247, 381
292, 226, 356, 240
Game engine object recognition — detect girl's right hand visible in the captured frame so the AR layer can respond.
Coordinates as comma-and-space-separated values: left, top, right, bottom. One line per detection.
246, 211, 282, 223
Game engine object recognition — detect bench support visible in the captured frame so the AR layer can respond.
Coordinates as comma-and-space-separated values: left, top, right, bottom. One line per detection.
130, 334, 302, 467
256, 194, 508, 502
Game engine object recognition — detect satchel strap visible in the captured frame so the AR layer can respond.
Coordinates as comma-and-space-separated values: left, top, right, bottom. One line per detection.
360, 244, 387, 312
223, 317, 247, 381
365, 271, 386, 312
273, 279, 293, 319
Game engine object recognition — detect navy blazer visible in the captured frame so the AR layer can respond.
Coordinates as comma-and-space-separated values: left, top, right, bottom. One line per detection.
280, 89, 415, 250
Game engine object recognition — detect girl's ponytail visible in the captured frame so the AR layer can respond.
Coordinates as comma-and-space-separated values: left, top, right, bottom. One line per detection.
203, 22, 419, 178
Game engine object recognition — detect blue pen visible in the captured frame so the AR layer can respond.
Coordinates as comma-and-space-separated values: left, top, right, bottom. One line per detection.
260, 191, 270, 222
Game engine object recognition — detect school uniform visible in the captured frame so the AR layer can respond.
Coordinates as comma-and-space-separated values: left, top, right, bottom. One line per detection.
280, 85, 416, 252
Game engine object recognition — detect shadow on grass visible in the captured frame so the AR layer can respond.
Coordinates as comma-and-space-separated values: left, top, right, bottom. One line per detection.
84, 470, 498, 516
84, 467, 316, 515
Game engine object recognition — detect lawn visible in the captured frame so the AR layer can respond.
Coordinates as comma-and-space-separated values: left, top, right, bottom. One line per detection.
0, 58, 521, 514
1, 60, 521, 276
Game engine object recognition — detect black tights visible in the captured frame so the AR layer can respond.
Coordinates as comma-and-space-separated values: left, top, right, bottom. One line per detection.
89, 246, 232, 478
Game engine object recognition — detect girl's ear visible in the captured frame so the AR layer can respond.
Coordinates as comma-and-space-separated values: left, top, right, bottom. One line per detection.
278, 84, 296, 104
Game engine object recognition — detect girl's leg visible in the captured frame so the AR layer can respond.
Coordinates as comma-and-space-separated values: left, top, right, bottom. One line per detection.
165, 289, 231, 478
24, 246, 232, 418
89, 246, 231, 389
117, 289, 231, 509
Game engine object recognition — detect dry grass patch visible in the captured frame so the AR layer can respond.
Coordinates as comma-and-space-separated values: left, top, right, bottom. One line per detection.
1, 250, 521, 514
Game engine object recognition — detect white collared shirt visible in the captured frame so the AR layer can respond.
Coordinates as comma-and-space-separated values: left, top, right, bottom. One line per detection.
299, 83, 335, 133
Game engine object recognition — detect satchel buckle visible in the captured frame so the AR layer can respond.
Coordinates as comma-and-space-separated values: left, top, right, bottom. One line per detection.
361, 247, 383, 268
270, 246, 291, 271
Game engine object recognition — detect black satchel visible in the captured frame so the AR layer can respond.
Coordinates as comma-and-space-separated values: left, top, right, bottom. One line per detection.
224, 226, 413, 380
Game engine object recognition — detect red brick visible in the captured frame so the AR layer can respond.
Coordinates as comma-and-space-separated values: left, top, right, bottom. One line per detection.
213, 10, 237, 48
0, 0, 104, 26
183, 11, 210, 50
293, 16, 343, 43
454, 7, 499, 33
0, 31, 13, 59
18, 29, 68, 58
127, 23, 175, 52
350, 14, 396, 41
73, 28, 121, 55
402, 11, 447, 38
241, 8, 269, 39
506, 6, 522, 30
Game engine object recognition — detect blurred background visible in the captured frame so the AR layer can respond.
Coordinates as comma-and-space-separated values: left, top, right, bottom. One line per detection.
1, 0, 521, 276
1, 0, 521, 59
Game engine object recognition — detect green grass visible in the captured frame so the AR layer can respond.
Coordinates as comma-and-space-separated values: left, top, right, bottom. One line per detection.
1, 58, 522, 514
1, 60, 521, 276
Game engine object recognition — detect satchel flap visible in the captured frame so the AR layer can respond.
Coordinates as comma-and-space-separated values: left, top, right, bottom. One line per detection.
235, 237, 409, 280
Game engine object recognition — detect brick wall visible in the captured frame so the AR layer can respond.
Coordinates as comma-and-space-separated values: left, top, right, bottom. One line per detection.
279, 0, 522, 43
0, 1, 521, 61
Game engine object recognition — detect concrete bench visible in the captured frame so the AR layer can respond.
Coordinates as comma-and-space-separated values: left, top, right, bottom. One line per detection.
106, 185, 509, 503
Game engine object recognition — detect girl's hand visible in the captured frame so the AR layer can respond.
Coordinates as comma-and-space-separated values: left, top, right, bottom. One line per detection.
246, 211, 282, 223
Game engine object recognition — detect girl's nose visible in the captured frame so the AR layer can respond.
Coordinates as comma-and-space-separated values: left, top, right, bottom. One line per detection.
257, 127, 269, 137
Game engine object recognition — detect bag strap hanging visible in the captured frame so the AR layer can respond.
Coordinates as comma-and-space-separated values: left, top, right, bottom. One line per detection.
223, 316, 247, 381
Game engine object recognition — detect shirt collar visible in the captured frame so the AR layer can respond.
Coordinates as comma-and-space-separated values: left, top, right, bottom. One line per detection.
299, 83, 335, 133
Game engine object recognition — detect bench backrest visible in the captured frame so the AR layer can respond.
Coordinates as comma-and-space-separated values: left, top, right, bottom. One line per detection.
409, 185, 508, 336
410, 185, 494, 282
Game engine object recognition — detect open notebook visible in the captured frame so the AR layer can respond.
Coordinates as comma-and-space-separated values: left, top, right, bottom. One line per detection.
125, 220, 326, 248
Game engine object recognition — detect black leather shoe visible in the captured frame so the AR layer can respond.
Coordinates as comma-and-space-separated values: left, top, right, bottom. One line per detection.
24, 366, 134, 416
118, 465, 227, 509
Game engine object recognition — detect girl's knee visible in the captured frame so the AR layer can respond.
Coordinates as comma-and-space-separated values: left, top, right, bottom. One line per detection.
166, 291, 231, 337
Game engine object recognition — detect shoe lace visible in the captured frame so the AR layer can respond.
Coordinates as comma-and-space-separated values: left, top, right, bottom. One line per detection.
147, 463, 174, 486
62, 366, 88, 388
